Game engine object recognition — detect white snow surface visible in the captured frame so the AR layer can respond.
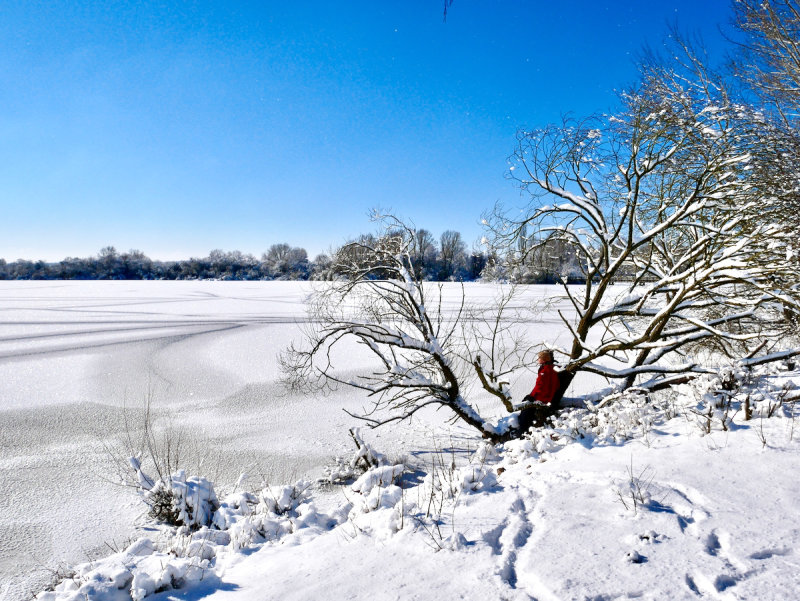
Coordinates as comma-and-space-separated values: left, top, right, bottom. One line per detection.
0, 280, 576, 600
205, 417, 800, 601
3, 282, 800, 600
31, 379, 800, 601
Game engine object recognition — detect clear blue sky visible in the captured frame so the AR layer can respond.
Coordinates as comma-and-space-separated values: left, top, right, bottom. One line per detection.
1, 0, 733, 262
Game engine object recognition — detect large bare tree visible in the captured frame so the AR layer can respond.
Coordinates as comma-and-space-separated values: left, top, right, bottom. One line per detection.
281, 214, 543, 442
487, 46, 800, 393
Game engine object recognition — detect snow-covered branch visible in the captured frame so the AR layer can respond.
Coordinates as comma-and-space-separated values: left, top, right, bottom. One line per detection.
485, 48, 800, 393
282, 215, 542, 442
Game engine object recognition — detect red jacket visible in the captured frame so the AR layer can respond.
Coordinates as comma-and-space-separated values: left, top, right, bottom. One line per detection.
529, 363, 559, 404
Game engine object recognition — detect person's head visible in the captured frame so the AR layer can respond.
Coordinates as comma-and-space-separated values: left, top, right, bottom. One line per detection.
537, 350, 554, 365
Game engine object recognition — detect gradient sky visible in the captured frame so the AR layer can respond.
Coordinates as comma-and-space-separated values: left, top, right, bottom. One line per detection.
1, 0, 734, 262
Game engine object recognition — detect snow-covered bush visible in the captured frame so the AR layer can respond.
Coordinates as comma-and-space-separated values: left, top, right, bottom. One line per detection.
501, 389, 664, 465
538, 389, 661, 448
50, 454, 333, 600
343, 441, 500, 546
352, 465, 405, 512
345, 462, 407, 539
498, 364, 800, 472
456, 442, 500, 493
210, 479, 327, 550
259, 480, 312, 515
130, 457, 219, 530
454, 463, 497, 493
211, 490, 258, 531
38, 471, 341, 600
35, 537, 213, 601
351, 465, 404, 496
148, 472, 218, 530
672, 364, 800, 434
322, 428, 393, 483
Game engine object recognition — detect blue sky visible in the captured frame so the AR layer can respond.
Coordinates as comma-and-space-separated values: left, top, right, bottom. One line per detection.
1, 1, 733, 262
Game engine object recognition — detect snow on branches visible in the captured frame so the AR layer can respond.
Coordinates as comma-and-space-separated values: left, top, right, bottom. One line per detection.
487, 45, 800, 391
280, 214, 540, 442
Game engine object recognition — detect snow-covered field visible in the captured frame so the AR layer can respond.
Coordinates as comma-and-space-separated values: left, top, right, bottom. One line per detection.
0, 280, 574, 600
3, 281, 800, 600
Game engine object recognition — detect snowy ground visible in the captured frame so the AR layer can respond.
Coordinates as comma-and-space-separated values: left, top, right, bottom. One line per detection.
204, 411, 800, 601
31, 369, 800, 601
0, 280, 582, 600
7, 281, 799, 601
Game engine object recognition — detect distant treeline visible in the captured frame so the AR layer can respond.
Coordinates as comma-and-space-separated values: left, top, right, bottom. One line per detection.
0, 245, 327, 281
0, 233, 489, 282
1, 229, 587, 284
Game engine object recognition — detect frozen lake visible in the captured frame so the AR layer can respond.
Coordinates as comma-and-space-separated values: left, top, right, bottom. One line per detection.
0, 280, 581, 599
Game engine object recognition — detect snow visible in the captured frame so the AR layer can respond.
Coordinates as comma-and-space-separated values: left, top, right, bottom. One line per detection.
3, 281, 800, 600
30, 372, 800, 601
0, 280, 581, 599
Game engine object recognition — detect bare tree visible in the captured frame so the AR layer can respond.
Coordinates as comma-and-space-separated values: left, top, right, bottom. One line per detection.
487, 45, 800, 394
281, 213, 541, 442
731, 0, 800, 311
409, 228, 438, 281
438, 230, 466, 280
732, 0, 800, 124
263, 243, 309, 279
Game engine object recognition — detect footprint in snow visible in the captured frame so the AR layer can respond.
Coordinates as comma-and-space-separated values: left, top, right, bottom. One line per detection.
749, 547, 791, 560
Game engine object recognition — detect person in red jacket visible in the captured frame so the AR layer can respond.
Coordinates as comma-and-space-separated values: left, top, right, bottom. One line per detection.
518, 350, 560, 432
528, 350, 559, 404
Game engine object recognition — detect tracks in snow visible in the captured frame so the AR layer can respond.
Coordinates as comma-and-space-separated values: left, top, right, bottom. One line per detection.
491, 496, 534, 590
648, 480, 795, 600
478, 466, 798, 600
480, 489, 557, 601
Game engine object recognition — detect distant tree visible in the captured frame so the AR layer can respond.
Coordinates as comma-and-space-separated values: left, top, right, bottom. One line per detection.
408, 228, 438, 280
120, 250, 153, 279
161, 261, 182, 280
207, 249, 228, 279
285, 247, 310, 279
180, 256, 207, 280
262, 243, 309, 279
508, 236, 582, 284
10, 259, 31, 279
207, 250, 258, 280
310, 253, 333, 280
467, 248, 488, 280
438, 230, 467, 280
59, 256, 91, 279
97, 246, 122, 279
263, 244, 290, 278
